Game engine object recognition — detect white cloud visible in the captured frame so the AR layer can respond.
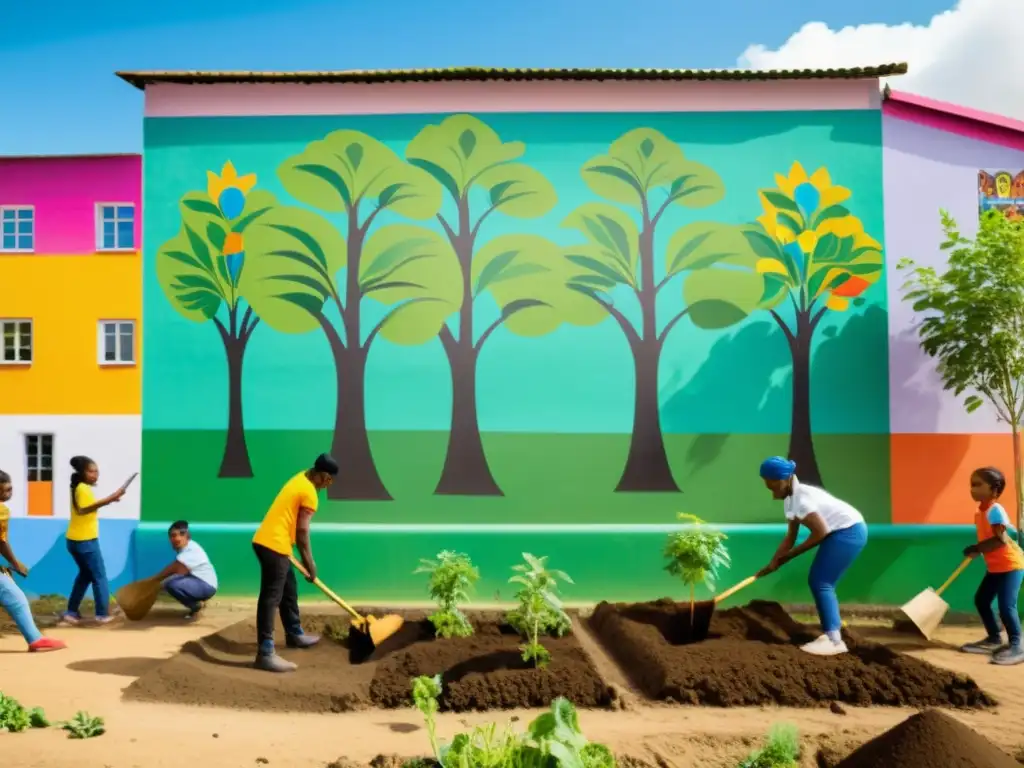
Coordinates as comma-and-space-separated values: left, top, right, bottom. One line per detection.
738, 0, 1024, 120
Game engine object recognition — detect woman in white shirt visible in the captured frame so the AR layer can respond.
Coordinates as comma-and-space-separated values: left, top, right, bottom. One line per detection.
756, 456, 868, 656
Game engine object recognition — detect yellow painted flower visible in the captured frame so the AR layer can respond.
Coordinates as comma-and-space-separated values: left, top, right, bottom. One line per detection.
816, 215, 863, 239
207, 161, 257, 220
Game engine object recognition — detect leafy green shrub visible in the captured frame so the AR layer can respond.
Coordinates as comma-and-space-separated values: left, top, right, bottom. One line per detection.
61, 711, 105, 739
664, 513, 730, 621
507, 553, 573, 667
0, 693, 49, 733
415, 551, 480, 638
738, 723, 799, 768
406, 676, 615, 768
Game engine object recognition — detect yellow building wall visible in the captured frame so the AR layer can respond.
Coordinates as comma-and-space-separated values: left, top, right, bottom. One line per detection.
0, 253, 141, 414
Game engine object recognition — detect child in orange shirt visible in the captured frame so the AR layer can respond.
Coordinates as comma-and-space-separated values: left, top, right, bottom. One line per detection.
961, 467, 1024, 665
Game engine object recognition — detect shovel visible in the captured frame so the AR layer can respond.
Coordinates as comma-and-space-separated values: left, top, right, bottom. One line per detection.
687, 574, 760, 643
897, 558, 973, 640
288, 556, 404, 663
114, 575, 163, 621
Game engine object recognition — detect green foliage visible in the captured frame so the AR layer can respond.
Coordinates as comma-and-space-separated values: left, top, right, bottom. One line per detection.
0, 693, 49, 733
664, 513, 731, 593
415, 551, 480, 639
507, 553, 574, 667
61, 711, 105, 739
737, 723, 800, 768
407, 683, 615, 768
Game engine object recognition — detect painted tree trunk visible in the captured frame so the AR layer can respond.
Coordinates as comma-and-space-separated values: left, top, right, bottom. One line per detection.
435, 331, 503, 496
788, 320, 823, 486
217, 333, 253, 479
615, 338, 680, 492
324, 325, 392, 501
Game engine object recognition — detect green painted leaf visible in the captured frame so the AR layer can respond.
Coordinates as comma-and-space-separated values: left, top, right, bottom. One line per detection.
776, 210, 803, 236
566, 254, 628, 285
360, 224, 461, 312
477, 163, 557, 219
687, 299, 750, 330
812, 204, 850, 228
407, 158, 460, 199
665, 221, 758, 276
682, 267, 763, 329
562, 203, 639, 278
742, 228, 784, 261
156, 228, 225, 324
292, 162, 352, 209
378, 183, 404, 207
582, 163, 641, 206
267, 273, 332, 297
762, 190, 802, 214
759, 272, 790, 308
458, 129, 476, 158
232, 207, 272, 233
474, 249, 519, 295
206, 221, 227, 252
640, 138, 655, 158
181, 198, 222, 217
345, 143, 364, 171
276, 291, 327, 317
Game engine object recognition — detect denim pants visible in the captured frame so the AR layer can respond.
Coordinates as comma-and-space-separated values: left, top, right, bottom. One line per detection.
66, 538, 110, 617
975, 569, 1024, 647
808, 522, 868, 634
0, 571, 42, 644
163, 574, 216, 612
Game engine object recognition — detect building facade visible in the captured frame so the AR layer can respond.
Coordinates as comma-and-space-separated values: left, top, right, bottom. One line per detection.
0, 153, 142, 596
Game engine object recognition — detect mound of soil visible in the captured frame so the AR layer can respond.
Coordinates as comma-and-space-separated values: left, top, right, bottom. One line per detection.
834, 709, 1019, 768
125, 611, 612, 713
590, 599, 994, 708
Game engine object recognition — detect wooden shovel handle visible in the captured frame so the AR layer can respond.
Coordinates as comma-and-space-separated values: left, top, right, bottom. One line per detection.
936, 558, 973, 597
288, 555, 365, 622
715, 575, 758, 604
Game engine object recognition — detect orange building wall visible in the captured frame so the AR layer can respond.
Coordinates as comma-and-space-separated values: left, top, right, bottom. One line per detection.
0, 253, 141, 414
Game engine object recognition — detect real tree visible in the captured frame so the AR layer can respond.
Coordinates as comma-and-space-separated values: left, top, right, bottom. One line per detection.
899, 209, 1024, 539
663, 513, 730, 625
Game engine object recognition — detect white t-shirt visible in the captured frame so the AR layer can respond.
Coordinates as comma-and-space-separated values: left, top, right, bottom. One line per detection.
176, 540, 218, 590
784, 477, 864, 534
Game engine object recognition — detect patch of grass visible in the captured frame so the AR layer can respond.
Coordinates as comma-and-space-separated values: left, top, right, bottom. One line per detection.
738, 723, 800, 768
61, 711, 105, 739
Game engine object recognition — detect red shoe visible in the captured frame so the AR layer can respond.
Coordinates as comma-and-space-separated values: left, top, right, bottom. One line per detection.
28, 637, 67, 653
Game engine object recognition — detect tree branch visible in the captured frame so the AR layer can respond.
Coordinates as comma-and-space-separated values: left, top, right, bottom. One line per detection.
474, 299, 549, 354
470, 203, 500, 243
810, 305, 829, 332
769, 309, 796, 348
584, 292, 641, 348
658, 307, 690, 346
212, 315, 230, 347
436, 213, 458, 247
439, 323, 459, 356
650, 192, 680, 229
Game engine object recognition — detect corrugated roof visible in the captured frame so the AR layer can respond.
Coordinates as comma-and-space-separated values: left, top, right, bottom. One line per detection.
117, 64, 908, 89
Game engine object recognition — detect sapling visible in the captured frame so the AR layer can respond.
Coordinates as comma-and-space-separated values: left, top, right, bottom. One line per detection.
737, 723, 800, 768
61, 711, 105, 739
507, 553, 573, 668
415, 551, 480, 638
411, 675, 443, 762
664, 513, 730, 626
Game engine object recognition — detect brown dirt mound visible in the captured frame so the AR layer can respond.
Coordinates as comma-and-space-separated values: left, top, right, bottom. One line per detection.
590, 599, 994, 708
125, 612, 612, 713
834, 709, 1019, 768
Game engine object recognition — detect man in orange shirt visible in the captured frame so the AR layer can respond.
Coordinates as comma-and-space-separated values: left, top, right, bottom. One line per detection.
251, 453, 338, 673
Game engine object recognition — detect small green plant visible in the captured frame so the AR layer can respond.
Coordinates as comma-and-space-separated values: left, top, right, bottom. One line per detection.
415, 551, 480, 638
323, 618, 350, 643
61, 711, 105, 739
507, 553, 573, 668
0, 693, 49, 733
411, 675, 443, 762
738, 723, 800, 768
664, 513, 730, 625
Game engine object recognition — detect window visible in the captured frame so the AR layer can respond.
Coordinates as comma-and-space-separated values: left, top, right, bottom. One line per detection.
25, 434, 53, 482
1, 206, 34, 252
98, 320, 135, 364
1, 320, 32, 364
96, 203, 135, 251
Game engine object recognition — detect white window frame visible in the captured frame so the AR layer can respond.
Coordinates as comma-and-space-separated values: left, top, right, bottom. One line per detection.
0, 205, 36, 254
97, 319, 136, 366
0, 318, 33, 365
95, 202, 136, 252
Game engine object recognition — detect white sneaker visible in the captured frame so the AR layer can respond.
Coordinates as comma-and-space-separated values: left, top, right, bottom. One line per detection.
800, 634, 848, 656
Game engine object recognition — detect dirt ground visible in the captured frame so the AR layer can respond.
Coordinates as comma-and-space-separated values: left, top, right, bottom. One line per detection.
4, 601, 1024, 768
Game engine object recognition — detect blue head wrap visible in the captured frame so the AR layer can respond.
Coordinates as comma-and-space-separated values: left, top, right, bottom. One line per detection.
760, 456, 796, 481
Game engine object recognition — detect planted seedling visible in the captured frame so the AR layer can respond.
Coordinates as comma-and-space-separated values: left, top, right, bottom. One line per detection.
411, 675, 443, 762
0, 693, 49, 733
738, 723, 800, 768
61, 711, 105, 739
664, 513, 730, 627
415, 551, 480, 639
507, 553, 573, 668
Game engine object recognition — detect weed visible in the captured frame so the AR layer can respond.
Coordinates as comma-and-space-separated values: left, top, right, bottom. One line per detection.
0, 693, 48, 733
61, 711, 105, 739
664, 513, 730, 624
507, 553, 573, 668
415, 551, 480, 639
323, 618, 350, 643
738, 723, 800, 768
411, 675, 443, 761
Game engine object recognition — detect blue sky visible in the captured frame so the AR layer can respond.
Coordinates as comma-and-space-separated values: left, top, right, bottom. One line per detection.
2, 0, 947, 156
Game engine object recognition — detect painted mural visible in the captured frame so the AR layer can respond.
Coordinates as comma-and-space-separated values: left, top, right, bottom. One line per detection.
978, 169, 1024, 220
142, 111, 888, 527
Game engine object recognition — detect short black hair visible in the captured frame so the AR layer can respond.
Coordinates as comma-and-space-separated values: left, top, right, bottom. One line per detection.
0, 470, 10, 484
974, 467, 1007, 497
313, 453, 339, 476
168, 520, 189, 534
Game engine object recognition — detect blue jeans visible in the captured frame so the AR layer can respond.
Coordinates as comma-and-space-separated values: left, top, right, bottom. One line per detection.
66, 538, 110, 618
976, 569, 1024, 647
163, 574, 216, 612
0, 572, 42, 644
809, 522, 868, 634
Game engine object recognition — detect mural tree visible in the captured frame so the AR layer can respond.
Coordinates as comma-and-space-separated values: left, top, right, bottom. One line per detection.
244, 130, 454, 501
562, 128, 726, 492
683, 162, 884, 485
155, 162, 274, 478
406, 115, 596, 496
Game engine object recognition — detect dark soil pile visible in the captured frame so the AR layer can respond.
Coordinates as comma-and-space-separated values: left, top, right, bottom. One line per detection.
126, 611, 612, 713
590, 599, 995, 708
834, 709, 1019, 768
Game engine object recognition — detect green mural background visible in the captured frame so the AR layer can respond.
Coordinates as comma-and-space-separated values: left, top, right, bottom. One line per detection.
141, 110, 889, 536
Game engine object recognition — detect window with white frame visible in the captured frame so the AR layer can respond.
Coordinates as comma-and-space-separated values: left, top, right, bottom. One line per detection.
96, 204, 135, 251
98, 320, 135, 364
1, 320, 32, 364
1, 207, 35, 252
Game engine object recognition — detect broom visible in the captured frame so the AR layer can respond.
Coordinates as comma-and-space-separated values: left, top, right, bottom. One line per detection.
114, 576, 163, 621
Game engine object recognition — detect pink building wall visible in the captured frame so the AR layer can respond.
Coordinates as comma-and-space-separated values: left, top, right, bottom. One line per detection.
0, 154, 142, 254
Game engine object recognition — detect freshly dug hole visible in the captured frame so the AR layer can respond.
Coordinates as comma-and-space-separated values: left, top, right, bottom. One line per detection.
591, 599, 995, 708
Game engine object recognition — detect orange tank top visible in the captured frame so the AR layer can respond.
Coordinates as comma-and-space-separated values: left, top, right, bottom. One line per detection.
975, 502, 1024, 573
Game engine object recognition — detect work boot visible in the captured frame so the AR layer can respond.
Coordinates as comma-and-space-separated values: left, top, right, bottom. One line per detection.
254, 653, 297, 673
961, 637, 1003, 655
992, 644, 1024, 666
286, 633, 321, 649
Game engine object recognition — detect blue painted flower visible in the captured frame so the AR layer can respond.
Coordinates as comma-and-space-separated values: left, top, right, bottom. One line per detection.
206, 161, 256, 221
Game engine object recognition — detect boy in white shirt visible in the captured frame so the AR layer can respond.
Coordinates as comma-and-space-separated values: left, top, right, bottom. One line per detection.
756, 456, 868, 656
154, 520, 218, 620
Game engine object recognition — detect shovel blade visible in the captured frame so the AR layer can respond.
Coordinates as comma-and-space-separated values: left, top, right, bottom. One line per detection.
899, 588, 950, 640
